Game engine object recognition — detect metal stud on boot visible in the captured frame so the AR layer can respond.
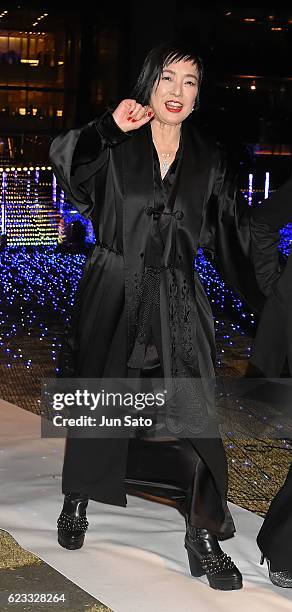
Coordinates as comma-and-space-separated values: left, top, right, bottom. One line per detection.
57, 492, 89, 550
185, 524, 242, 590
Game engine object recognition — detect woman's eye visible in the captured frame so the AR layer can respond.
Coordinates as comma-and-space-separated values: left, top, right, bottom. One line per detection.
161, 76, 171, 81
186, 81, 196, 86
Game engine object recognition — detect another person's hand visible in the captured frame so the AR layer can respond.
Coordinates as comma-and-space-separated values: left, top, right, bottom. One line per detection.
112, 99, 154, 132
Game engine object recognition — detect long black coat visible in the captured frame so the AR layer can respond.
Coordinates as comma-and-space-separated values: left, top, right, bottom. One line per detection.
250, 176, 292, 376
49, 110, 262, 508
250, 177, 292, 565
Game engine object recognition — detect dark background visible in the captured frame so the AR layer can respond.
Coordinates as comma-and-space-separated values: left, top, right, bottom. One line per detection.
0, 2, 291, 182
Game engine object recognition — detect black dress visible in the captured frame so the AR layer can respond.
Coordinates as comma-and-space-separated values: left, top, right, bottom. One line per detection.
127, 140, 233, 532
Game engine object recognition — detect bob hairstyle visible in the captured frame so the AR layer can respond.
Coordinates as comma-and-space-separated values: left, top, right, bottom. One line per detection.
131, 40, 204, 111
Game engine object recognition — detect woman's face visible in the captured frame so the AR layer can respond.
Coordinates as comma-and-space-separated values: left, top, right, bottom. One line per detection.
150, 59, 199, 125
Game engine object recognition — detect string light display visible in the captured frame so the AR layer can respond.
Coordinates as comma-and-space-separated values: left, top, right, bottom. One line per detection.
248, 173, 253, 205
0, 247, 84, 370
264, 171, 270, 199
0, 169, 291, 377
0, 166, 59, 246
279, 223, 292, 258
0, 239, 290, 373
0, 167, 291, 253
0, 167, 95, 247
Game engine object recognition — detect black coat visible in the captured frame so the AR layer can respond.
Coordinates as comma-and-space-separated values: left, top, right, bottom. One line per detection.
50, 111, 262, 379
250, 177, 292, 565
250, 176, 292, 376
49, 111, 263, 508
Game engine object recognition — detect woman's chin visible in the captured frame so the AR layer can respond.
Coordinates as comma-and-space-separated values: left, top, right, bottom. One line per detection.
155, 112, 186, 125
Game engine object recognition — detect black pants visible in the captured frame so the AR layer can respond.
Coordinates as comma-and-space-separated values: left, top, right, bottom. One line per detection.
62, 311, 234, 536
257, 463, 292, 570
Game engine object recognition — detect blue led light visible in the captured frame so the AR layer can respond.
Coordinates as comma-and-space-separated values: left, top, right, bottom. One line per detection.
0, 172, 291, 383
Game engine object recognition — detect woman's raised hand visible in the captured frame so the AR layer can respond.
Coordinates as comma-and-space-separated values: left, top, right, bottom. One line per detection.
112, 99, 154, 133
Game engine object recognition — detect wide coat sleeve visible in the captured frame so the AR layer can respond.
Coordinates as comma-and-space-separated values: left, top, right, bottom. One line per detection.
199, 147, 265, 314
49, 110, 130, 218
250, 174, 292, 297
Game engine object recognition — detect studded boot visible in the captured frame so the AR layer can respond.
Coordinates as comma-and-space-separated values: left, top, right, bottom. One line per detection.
57, 492, 89, 550
185, 523, 242, 590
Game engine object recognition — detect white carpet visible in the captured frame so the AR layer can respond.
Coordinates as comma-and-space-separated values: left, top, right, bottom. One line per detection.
1, 398, 292, 611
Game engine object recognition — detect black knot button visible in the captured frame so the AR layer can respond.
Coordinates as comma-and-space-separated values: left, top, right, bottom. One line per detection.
152, 210, 162, 220
174, 210, 184, 220
144, 206, 154, 216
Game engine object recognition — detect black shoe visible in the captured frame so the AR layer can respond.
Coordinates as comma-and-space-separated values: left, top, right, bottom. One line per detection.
260, 553, 292, 588
57, 492, 89, 550
185, 524, 242, 590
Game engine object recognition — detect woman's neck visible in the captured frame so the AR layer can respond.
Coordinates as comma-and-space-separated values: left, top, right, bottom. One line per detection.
150, 119, 181, 150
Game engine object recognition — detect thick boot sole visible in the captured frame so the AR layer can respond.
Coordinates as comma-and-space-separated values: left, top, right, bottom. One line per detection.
58, 530, 85, 550
208, 576, 243, 590
186, 547, 243, 590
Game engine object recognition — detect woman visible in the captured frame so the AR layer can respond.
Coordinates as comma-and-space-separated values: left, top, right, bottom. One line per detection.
250, 175, 292, 587
50, 41, 261, 591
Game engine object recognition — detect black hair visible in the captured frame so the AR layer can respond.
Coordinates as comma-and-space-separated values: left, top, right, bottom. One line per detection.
131, 40, 204, 111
